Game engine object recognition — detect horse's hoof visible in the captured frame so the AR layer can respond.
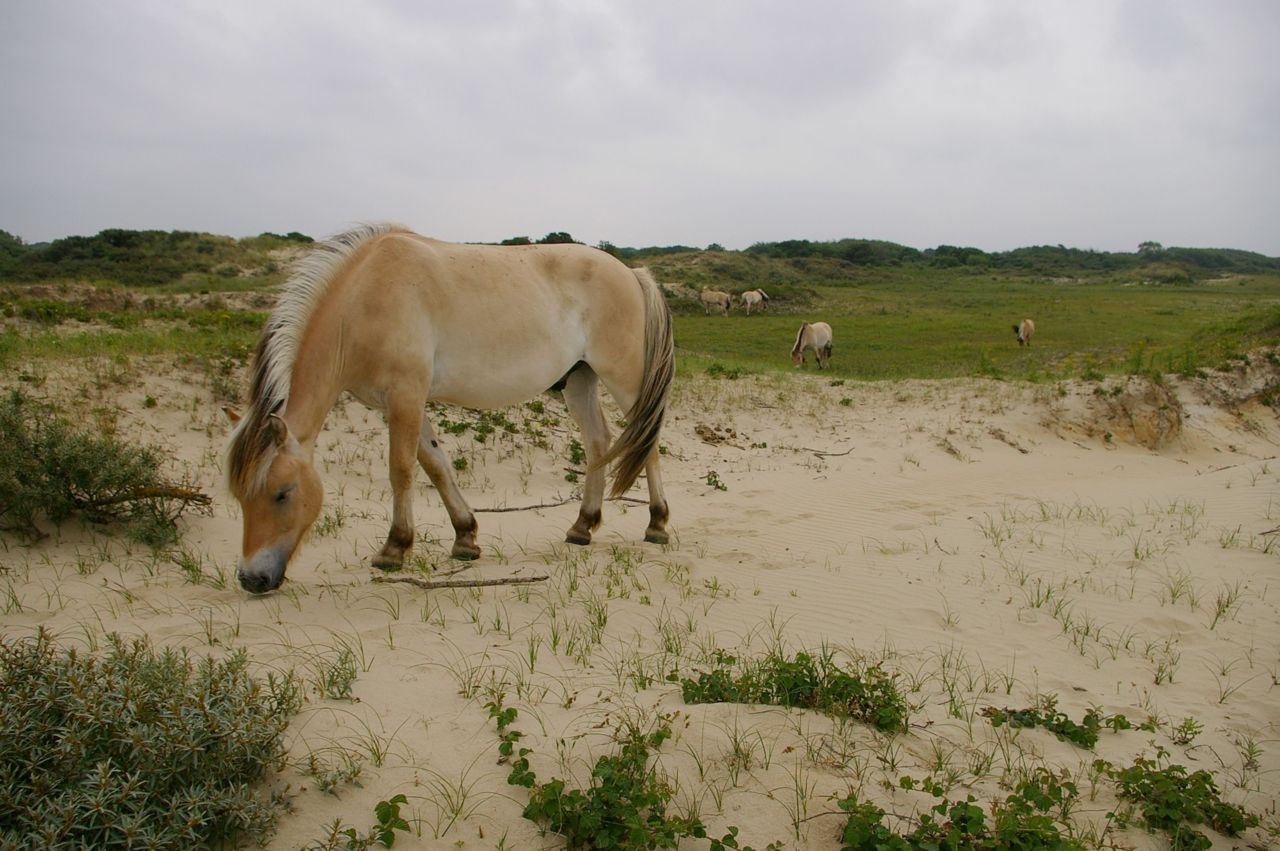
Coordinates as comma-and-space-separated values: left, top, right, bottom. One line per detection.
644, 530, 669, 545
450, 544, 481, 560
565, 530, 592, 546
371, 554, 405, 571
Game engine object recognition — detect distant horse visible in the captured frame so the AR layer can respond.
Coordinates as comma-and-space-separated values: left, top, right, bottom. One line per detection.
700, 288, 731, 316
1013, 318, 1035, 346
740, 289, 770, 315
225, 224, 673, 593
791, 321, 833, 368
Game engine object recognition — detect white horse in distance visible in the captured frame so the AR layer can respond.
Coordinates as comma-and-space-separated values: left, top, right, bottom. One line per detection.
740, 289, 769, 315
791, 321, 833, 368
1013, 318, 1035, 346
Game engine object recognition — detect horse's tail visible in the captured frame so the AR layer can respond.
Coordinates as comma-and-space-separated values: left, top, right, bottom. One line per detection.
602, 267, 673, 498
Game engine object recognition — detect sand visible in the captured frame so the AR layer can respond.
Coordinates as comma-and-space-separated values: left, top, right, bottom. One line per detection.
2, 355, 1277, 849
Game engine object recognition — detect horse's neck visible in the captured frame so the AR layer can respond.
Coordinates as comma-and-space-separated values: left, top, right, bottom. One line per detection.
281, 312, 343, 452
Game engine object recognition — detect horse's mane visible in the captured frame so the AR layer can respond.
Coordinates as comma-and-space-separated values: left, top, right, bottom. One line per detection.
791, 322, 809, 356
227, 222, 408, 496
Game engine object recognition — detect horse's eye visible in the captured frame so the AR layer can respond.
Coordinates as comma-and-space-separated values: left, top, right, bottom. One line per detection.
274, 488, 291, 505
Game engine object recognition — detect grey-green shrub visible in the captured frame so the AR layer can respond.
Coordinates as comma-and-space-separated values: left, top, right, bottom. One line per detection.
0, 630, 299, 848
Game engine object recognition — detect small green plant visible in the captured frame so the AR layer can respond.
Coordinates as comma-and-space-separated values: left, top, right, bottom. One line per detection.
1170, 717, 1204, 746
679, 649, 909, 733
568, 438, 586, 466
1097, 751, 1258, 851
0, 629, 297, 847
704, 470, 728, 491
304, 795, 413, 850
706, 362, 742, 379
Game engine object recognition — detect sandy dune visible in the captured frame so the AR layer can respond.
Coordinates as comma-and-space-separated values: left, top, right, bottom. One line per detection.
2, 356, 1277, 849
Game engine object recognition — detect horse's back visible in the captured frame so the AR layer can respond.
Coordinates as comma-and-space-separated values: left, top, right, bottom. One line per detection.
336, 235, 649, 408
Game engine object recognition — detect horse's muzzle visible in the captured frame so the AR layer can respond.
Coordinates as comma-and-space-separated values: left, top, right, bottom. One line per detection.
238, 546, 289, 594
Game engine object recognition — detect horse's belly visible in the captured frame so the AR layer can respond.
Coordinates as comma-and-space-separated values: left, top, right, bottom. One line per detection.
427, 352, 576, 410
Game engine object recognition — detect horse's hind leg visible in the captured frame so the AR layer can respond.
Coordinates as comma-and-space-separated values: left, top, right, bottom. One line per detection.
561, 367, 611, 545
642, 451, 669, 545
415, 421, 480, 559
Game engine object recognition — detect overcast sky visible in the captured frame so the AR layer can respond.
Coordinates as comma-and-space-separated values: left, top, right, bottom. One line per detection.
2, 1, 1277, 254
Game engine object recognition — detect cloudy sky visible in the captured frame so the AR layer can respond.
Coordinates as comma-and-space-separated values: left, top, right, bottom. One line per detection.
2, 1, 1277, 254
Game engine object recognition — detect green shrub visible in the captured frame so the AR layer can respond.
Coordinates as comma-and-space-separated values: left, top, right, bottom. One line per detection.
0, 389, 208, 544
0, 630, 299, 848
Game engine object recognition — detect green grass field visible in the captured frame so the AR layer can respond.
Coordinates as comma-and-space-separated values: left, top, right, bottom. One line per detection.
674, 274, 1280, 381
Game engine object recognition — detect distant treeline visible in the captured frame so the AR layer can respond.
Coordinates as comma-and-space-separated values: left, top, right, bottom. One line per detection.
1, 227, 1276, 288
0, 229, 312, 287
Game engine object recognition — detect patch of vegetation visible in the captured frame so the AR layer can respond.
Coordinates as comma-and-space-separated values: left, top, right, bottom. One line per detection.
0, 629, 300, 848
489, 701, 718, 850
838, 770, 1083, 850
678, 649, 909, 733
1097, 751, 1258, 851
0, 389, 210, 544
981, 695, 1153, 749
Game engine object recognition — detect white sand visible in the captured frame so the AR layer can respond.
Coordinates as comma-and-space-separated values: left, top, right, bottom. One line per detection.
2, 356, 1277, 849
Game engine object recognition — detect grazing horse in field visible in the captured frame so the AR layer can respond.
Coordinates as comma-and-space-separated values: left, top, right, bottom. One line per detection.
225, 224, 674, 594
699, 288, 731, 316
791, 321, 833, 368
740, 289, 770, 315
1013, 318, 1035, 346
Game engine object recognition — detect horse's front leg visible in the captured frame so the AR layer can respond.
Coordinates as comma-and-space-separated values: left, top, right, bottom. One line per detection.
414, 420, 480, 559
373, 396, 425, 569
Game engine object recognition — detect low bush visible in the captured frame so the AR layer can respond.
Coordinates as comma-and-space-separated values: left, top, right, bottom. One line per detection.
0, 389, 208, 544
0, 629, 300, 848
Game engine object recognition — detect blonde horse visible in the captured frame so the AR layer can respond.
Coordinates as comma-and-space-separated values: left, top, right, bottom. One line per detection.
1013, 318, 1035, 346
740, 289, 769, 315
225, 225, 673, 593
791, 321, 833, 368
699, 288, 731, 316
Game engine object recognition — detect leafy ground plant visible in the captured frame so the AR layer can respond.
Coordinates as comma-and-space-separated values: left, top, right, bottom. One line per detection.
0, 629, 299, 848
679, 649, 909, 733
1097, 751, 1258, 851
488, 700, 773, 850
0, 389, 209, 545
981, 694, 1151, 749
838, 770, 1084, 850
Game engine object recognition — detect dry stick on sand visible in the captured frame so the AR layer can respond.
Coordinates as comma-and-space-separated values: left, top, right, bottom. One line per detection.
475, 494, 647, 513
372, 573, 549, 590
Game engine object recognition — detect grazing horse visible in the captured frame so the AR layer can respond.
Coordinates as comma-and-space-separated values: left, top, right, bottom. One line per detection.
699, 288, 731, 316
740, 289, 770, 315
225, 224, 673, 594
1013, 318, 1035, 346
791, 321, 833, 368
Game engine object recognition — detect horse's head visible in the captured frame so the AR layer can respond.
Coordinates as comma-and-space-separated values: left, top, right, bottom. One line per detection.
224, 409, 323, 594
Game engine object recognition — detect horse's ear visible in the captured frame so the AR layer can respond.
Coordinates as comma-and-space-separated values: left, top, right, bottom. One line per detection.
267, 414, 290, 448
222, 406, 242, 426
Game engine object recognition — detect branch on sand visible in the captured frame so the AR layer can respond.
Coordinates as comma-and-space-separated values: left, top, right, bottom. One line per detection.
371, 573, 549, 590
